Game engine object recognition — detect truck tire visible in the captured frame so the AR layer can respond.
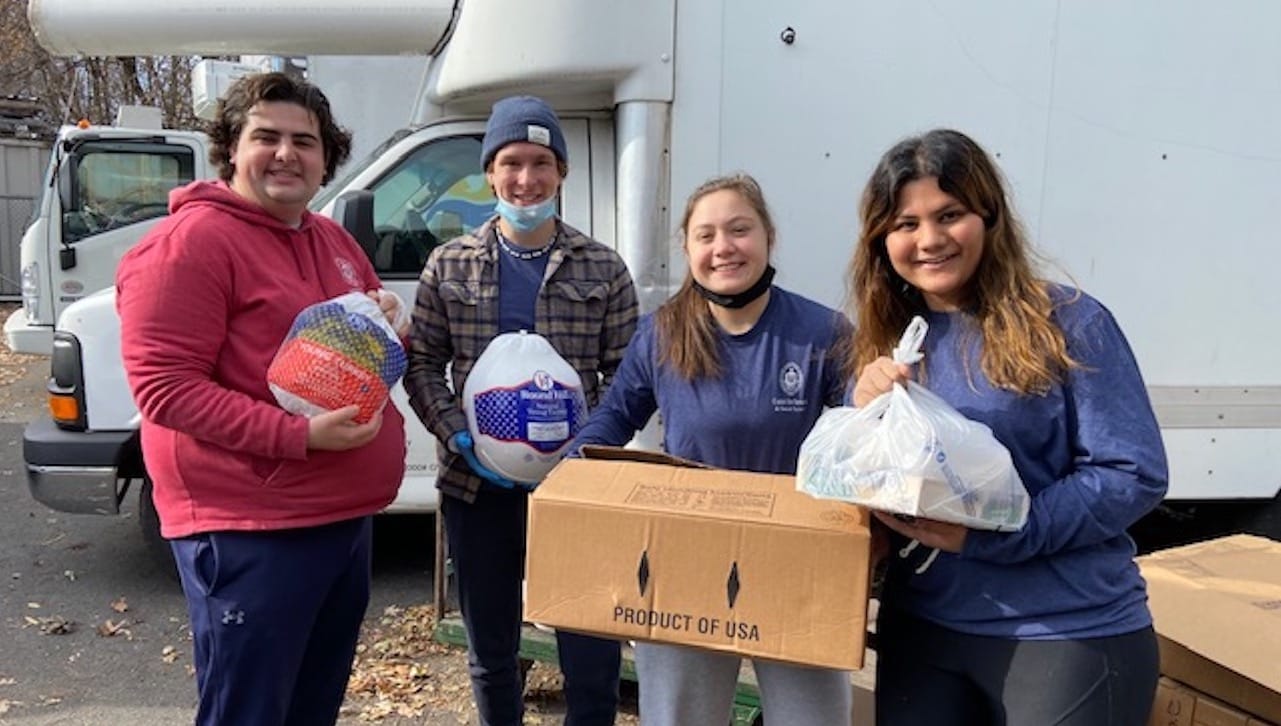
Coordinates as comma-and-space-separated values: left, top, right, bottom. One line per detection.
139, 476, 178, 581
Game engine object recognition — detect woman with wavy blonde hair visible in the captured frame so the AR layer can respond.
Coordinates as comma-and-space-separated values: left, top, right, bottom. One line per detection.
850, 129, 1168, 726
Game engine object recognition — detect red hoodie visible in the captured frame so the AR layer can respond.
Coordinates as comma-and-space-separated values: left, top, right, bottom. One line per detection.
117, 181, 406, 537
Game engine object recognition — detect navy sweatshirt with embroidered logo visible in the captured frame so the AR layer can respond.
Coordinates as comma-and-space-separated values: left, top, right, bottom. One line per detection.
571, 286, 849, 474
881, 288, 1168, 640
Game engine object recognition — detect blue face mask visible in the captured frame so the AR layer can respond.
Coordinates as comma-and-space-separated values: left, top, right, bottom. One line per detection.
495, 196, 558, 233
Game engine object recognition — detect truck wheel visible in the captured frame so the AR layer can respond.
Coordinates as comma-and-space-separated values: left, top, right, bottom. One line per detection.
139, 476, 178, 581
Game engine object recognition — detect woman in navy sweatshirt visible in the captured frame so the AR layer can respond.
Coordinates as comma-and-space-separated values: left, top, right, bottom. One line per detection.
849, 128, 1168, 726
570, 174, 855, 725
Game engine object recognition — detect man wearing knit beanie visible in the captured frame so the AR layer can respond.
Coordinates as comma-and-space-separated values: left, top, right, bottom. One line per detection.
481, 95, 569, 171
404, 95, 636, 725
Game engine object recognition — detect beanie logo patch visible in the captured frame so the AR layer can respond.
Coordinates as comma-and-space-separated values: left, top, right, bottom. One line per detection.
526, 125, 552, 147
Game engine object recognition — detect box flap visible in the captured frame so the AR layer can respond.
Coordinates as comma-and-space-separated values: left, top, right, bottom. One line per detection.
1139, 535, 1281, 723
578, 444, 708, 469
536, 457, 869, 533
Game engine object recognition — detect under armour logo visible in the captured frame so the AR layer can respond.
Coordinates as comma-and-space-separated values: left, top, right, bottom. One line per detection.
221, 609, 245, 625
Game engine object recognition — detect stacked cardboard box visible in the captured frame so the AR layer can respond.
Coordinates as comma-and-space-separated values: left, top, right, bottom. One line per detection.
1150, 676, 1275, 726
524, 446, 872, 670
1140, 535, 1281, 726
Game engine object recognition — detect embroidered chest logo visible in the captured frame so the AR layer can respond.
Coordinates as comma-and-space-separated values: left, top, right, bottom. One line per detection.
334, 256, 361, 288
779, 362, 804, 396
773, 361, 807, 413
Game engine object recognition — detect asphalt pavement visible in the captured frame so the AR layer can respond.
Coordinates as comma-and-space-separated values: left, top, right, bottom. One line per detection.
0, 414, 438, 725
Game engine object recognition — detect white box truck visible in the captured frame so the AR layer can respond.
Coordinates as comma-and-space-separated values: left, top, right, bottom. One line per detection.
17, 0, 1281, 549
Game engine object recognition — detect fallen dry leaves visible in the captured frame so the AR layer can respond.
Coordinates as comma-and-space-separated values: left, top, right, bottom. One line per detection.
0, 340, 40, 387
343, 604, 471, 722
0, 677, 14, 718
0, 314, 43, 415
95, 619, 132, 638
341, 604, 639, 723
22, 614, 75, 635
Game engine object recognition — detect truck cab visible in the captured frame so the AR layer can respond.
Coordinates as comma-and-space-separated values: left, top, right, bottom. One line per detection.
4, 119, 210, 354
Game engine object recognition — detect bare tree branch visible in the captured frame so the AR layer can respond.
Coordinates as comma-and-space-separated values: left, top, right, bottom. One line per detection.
1, 3, 206, 132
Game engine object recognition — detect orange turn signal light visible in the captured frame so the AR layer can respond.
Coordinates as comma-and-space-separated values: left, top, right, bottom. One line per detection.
48, 395, 80, 423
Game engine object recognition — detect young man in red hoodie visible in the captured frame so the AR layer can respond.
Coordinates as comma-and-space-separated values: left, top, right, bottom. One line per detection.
117, 73, 407, 726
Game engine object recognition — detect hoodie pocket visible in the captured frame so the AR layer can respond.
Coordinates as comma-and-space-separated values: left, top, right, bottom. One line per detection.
249, 455, 286, 485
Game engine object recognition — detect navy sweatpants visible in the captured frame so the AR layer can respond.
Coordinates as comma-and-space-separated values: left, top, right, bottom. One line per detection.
442, 487, 621, 726
171, 516, 373, 726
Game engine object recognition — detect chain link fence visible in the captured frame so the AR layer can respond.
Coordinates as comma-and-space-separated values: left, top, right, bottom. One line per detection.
1, 195, 36, 299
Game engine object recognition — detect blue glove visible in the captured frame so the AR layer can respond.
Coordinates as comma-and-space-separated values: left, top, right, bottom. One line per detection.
449, 431, 522, 490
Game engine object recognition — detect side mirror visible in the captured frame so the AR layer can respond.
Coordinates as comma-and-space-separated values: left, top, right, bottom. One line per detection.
333, 190, 378, 264
56, 155, 80, 269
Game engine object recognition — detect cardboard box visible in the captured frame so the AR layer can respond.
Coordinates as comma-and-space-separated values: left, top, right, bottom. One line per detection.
1151, 677, 1197, 726
1139, 535, 1281, 725
1193, 696, 1253, 726
1148, 676, 1278, 726
524, 447, 872, 670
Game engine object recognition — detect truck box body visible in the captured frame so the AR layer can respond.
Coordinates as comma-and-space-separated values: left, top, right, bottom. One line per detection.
17, 0, 1281, 539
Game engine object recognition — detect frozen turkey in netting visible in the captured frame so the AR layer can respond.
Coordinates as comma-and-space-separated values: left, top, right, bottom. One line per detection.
267, 292, 407, 424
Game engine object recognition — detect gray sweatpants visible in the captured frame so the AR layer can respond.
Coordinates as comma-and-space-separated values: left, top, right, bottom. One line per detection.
635, 642, 854, 725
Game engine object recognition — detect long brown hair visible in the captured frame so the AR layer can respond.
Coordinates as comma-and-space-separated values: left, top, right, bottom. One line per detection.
656, 174, 776, 379
849, 129, 1076, 394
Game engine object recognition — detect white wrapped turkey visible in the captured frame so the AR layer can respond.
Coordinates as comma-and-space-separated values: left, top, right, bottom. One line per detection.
461, 331, 588, 484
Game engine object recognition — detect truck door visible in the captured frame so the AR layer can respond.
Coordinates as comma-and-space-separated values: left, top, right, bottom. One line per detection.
52, 137, 199, 316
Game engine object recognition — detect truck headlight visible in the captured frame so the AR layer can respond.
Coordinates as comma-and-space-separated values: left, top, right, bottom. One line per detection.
21, 262, 39, 322
49, 331, 87, 430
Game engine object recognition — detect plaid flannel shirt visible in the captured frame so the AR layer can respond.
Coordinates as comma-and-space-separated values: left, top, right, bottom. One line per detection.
404, 216, 639, 502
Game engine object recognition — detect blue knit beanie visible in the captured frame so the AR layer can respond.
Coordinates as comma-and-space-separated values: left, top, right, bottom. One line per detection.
481, 96, 567, 169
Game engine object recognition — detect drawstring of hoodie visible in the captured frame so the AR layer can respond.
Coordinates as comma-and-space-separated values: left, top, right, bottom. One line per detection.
898, 538, 941, 575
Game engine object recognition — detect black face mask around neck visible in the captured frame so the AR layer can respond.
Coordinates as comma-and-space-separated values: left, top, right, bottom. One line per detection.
691, 265, 776, 309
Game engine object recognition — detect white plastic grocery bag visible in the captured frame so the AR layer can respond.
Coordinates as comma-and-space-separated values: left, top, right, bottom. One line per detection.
796, 316, 1029, 531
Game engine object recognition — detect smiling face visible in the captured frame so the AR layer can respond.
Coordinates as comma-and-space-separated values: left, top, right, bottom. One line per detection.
228, 101, 325, 225
684, 188, 771, 295
884, 176, 987, 311
485, 142, 563, 207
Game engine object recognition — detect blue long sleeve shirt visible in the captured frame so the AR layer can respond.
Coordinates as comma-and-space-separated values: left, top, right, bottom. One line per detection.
572, 287, 849, 475
883, 288, 1168, 639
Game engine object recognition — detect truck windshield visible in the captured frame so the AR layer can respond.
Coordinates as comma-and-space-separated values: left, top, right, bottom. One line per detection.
63, 142, 196, 244
310, 127, 414, 212
357, 134, 496, 277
